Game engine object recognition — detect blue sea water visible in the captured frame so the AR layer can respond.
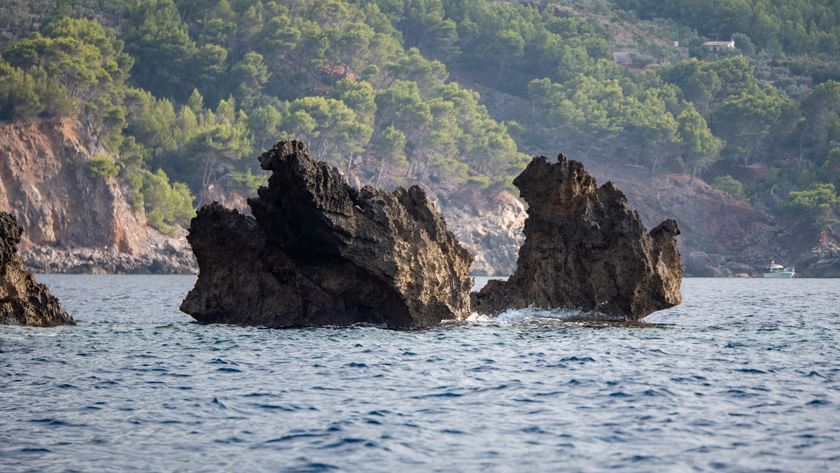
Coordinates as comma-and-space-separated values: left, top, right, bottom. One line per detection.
1, 276, 839, 472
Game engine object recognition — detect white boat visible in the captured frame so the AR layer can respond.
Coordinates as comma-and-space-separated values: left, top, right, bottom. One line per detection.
763, 261, 795, 278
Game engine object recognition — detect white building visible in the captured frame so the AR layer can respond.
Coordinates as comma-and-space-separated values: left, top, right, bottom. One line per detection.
702, 40, 736, 51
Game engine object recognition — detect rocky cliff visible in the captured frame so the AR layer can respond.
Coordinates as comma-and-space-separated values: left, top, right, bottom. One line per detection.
594, 166, 840, 278
443, 189, 525, 276
472, 154, 682, 320
181, 141, 473, 329
0, 212, 73, 326
2, 118, 832, 278
0, 119, 195, 273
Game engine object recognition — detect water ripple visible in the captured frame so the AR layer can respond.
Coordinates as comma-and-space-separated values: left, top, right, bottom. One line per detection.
0, 276, 838, 472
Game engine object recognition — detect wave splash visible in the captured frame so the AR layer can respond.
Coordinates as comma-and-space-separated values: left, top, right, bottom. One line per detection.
465, 307, 627, 324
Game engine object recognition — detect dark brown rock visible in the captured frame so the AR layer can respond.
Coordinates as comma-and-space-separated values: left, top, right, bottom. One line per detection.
180, 141, 472, 329
472, 154, 682, 320
0, 212, 73, 326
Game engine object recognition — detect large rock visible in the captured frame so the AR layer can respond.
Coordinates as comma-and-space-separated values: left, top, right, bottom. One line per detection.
181, 141, 472, 329
0, 212, 73, 326
472, 154, 682, 320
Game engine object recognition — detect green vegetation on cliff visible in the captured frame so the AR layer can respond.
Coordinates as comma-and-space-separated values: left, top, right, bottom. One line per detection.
0, 0, 837, 232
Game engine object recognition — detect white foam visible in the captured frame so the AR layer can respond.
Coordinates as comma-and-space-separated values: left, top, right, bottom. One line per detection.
465, 306, 609, 326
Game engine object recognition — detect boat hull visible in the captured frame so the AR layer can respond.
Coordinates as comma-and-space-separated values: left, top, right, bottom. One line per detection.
763, 272, 795, 278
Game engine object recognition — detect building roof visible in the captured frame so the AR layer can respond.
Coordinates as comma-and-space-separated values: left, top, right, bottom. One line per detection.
703, 40, 735, 47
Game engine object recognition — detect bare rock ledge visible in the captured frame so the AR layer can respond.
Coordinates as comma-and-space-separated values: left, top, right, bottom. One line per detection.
180, 141, 473, 329
472, 154, 683, 321
1, 212, 73, 326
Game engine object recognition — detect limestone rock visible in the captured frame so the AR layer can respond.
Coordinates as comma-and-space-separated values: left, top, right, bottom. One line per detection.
0, 212, 73, 326
181, 141, 472, 329
444, 190, 526, 276
472, 154, 682, 320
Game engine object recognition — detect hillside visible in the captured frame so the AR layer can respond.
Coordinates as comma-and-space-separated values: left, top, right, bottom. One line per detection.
0, 0, 837, 275
0, 118, 195, 273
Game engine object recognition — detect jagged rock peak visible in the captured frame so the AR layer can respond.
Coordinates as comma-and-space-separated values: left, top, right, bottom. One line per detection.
0, 212, 74, 326
181, 140, 473, 329
472, 153, 682, 320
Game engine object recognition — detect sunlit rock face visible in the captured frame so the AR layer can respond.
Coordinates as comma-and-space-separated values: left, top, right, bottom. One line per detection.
0, 212, 73, 326
181, 140, 472, 329
472, 154, 682, 321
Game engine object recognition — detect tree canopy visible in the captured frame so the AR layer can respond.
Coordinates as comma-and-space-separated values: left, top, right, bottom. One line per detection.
0, 0, 836, 231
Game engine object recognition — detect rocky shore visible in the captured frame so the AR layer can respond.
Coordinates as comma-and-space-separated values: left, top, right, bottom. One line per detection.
1, 212, 73, 326
21, 240, 197, 275
1, 118, 197, 276
444, 190, 525, 276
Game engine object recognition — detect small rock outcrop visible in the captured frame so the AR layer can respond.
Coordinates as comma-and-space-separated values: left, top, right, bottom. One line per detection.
0, 212, 73, 326
472, 154, 682, 320
181, 141, 472, 329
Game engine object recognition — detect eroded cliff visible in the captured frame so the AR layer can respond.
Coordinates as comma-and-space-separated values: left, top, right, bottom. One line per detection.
0, 119, 195, 273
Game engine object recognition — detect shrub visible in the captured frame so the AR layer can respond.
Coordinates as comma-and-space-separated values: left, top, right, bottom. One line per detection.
88, 155, 119, 178
712, 175, 747, 200
465, 175, 491, 189
784, 182, 840, 228
785, 183, 839, 213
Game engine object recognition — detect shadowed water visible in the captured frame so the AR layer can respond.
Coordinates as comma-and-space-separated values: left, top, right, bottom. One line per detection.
1, 276, 838, 472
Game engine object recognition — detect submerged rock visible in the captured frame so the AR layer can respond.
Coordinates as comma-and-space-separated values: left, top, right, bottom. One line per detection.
0, 212, 73, 326
181, 141, 472, 329
472, 154, 682, 320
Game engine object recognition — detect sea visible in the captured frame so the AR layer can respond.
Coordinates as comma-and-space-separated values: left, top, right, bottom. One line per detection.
1, 276, 838, 472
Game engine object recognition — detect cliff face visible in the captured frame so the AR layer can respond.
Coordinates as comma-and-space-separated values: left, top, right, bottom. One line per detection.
181, 141, 473, 329
598, 167, 840, 277
0, 212, 73, 326
0, 119, 195, 273
444, 189, 526, 276
1, 117, 831, 277
473, 154, 682, 320
605, 171, 777, 276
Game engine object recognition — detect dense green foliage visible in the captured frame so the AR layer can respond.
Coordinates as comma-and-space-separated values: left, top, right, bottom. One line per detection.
88, 155, 120, 178
371, 0, 838, 225
713, 175, 748, 200
616, 0, 840, 56
0, 0, 837, 231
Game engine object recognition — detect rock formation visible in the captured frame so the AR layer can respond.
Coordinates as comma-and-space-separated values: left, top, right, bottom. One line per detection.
472, 154, 682, 320
0, 212, 73, 326
181, 141, 472, 329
